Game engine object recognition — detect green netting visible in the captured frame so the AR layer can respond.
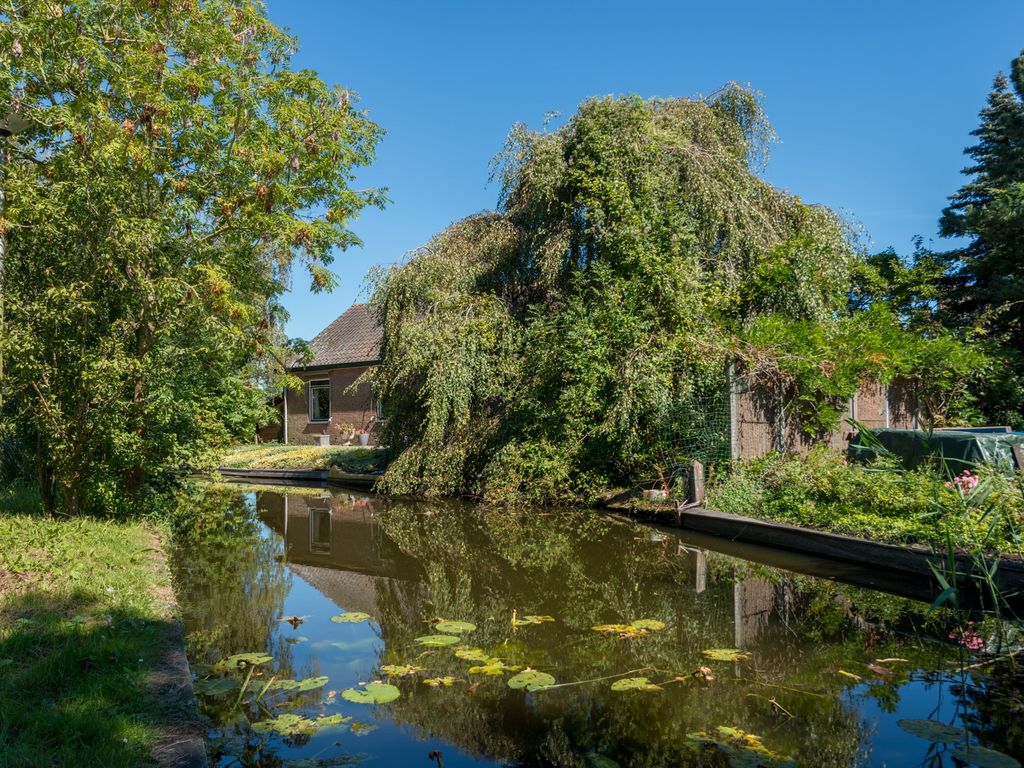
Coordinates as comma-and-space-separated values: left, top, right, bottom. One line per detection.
655, 376, 731, 486
848, 428, 1024, 477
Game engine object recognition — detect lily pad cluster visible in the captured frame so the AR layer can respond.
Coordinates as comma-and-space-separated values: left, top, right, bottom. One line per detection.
687, 726, 795, 768
592, 619, 667, 639
701, 649, 751, 662
512, 614, 555, 627
331, 612, 373, 624
251, 713, 351, 737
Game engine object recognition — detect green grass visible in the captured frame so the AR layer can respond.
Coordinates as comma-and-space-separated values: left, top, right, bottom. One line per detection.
219, 443, 388, 472
0, 485, 180, 767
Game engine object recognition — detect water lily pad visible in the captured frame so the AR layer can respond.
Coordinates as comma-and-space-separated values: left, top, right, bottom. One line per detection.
341, 682, 401, 704
351, 721, 378, 736
837, 669, 863, 681
897, 719, 965, 743
331, 612, 372, 624
423, 676, 456, 687
469, 661, 521, 675
415, 634, 461, 646
512, 615, 555, 627
610, 676, 662, 692
215, 652, 273, 671
950, 745, 1021, 768
687, 726, 795, 768
269, 675, 329, 692
591, 623, 649, 638
455, 647, 491, 662
285, 636, 308, 645
193, 677, 240, 696
434, 619, 476, 634
251, 713, 351, 736
381, 664, 423, 677
630, 619, 666, 631
508, 669, 555, 691
702, 648, 751, 662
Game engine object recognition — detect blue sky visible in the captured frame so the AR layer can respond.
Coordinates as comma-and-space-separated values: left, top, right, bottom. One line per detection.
266, 0, 1024, 341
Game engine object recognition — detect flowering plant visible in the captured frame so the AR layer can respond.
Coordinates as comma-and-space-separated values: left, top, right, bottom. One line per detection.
945, 470, 979, 494
949, 621, 985, 651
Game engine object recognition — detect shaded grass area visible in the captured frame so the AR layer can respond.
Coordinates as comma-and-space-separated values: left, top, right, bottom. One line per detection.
0, 485, 183, 767
219, 443, 388, 472
707, 449, 1024, 555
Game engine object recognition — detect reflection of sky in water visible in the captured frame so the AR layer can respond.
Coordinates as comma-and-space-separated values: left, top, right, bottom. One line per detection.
264, 555, 491, 767
178, 488, 1022, 768
853, 675, 973, 768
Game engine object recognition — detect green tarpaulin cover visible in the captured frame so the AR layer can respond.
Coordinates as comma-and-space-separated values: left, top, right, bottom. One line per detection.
848, 428, 1024, 476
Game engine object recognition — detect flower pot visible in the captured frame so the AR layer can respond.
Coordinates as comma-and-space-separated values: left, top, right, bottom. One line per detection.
315, 434, 331, 447
358, 432, 370, 447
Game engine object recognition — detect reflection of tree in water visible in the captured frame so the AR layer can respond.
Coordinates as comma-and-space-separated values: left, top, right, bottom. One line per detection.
369, 501, 904, 766
171, 488, 292, 665
171, 488, 316, 766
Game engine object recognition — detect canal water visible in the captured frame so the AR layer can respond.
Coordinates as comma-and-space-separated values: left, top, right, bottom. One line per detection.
170, 485, 1024, 768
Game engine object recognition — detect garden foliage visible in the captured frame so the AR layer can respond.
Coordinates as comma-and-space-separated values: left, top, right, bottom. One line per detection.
370, 88, 977, 503
0, 0, 383, 514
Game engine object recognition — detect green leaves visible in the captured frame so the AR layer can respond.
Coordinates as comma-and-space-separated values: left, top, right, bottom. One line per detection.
591, 620, 667, 638
268, 676, 329, 693
454, 647, 491, 662
331, 612, 373, 624
433, 619, 476, 634
340, 682, 401, 704
380, 664, 424, 678
2, 0, 384, 516
507, 669, 555, 691
251, 713, 351, 736
214, 652, 272, 671
701, 649, 751, 662
415, 634, 461, 646
512, 615, 556, 627
610, 677, 661, 692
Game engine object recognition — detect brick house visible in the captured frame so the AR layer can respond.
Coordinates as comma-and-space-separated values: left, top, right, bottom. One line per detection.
262, 303, 383, 446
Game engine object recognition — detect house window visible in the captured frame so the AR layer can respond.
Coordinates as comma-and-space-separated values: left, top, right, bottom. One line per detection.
308, 379, 330, 422
375, 395, 384, 422
309, 508, 331, 553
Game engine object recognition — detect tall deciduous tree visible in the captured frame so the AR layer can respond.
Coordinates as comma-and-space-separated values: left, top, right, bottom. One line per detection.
0, 0, 383, 514
371, 89, 976, 504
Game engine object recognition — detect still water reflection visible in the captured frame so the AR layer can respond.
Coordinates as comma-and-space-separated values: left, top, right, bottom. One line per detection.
169, 485, 1024, 767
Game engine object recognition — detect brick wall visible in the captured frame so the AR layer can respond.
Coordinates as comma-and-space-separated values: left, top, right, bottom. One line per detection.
733, 377, 917, 459
282, 365, 380, 445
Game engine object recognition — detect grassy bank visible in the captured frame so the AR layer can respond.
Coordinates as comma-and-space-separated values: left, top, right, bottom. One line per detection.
0, 485, 192, 767
707, 449, 1024, 556
219, 443, 388, 473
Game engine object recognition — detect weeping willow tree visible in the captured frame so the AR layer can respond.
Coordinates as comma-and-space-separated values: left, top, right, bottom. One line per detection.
370, 86, 973, 504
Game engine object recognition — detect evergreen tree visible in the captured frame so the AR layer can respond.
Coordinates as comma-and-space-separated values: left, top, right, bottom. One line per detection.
939, 50, 1024, 345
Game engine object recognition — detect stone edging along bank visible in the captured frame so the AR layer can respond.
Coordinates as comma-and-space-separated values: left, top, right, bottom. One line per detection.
146, 529, 208, 768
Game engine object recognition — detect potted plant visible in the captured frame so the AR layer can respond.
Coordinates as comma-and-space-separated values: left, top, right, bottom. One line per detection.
356, 428, 370, 447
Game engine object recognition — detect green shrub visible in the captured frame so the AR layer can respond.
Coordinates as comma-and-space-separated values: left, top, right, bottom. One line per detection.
708, 448, 1024, 554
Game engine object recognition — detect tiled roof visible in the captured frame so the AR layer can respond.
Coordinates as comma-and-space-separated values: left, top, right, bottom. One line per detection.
293, 303, 381, 369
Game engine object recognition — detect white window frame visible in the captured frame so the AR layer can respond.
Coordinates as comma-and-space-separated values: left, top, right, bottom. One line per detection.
308, 379, 331, 422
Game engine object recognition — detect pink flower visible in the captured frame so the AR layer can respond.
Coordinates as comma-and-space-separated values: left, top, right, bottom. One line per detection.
949, 622, 985, 651
948, 470, 979, 494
